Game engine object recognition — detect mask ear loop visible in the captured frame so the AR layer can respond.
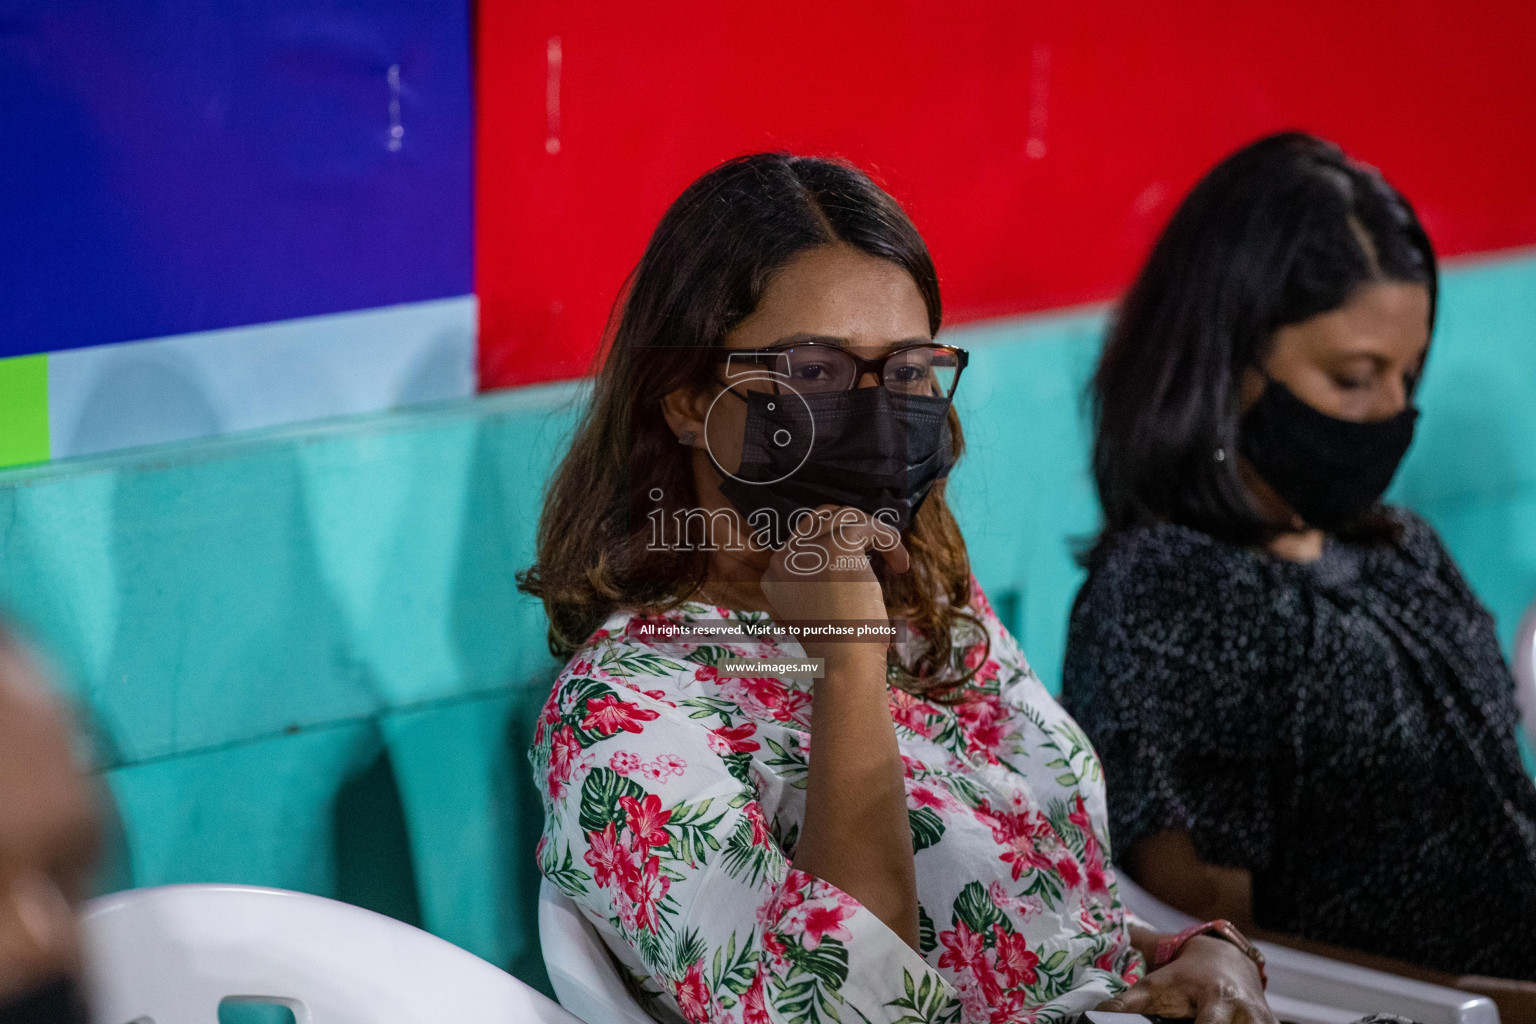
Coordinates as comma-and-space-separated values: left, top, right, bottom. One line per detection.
717, 384, 750, 404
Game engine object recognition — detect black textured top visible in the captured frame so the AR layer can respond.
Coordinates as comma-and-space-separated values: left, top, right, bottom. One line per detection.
1061, 511, 1536, 979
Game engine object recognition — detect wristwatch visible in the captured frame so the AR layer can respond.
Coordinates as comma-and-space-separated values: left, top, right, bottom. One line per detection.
1151, 919, 1267, 989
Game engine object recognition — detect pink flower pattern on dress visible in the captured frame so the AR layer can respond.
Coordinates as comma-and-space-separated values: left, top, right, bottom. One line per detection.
532, 577, 1143, 1024
937, 919, 987, 974
741, 964, 771, 1024
610, 750, 688, 782
1070, 794, 1112, 896
546, 724, 585, 799
890, 688, 937, 735
584, 822, 627, 889
619, 793, 673, 847
742, 800, 772, 848
621, 852, 669, 932
956, 691, 1013, 763
908, 781, 950, 811
674, 959, 715, 1022
993, 927, 1041, 987
581, 694, 661, 736
788, 899, 856, 950
708, 721, 761, 754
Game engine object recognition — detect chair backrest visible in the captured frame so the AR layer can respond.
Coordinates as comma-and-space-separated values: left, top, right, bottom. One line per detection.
537, 880, 657, 1024
82, 884, 581, 1024
1114, 873, 1498, 1024
1516, 599, 1536, 751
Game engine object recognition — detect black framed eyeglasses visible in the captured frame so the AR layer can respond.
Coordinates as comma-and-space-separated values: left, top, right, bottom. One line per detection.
718, 341, 968, 401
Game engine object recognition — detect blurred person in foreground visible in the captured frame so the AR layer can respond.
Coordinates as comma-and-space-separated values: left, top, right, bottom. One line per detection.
0, 623, 99, 1023
1063, 132, 1536, 1021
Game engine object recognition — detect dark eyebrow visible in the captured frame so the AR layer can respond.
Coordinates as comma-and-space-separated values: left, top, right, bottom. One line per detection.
1331, 348, 1429, 375
1332, 351, 1389, 367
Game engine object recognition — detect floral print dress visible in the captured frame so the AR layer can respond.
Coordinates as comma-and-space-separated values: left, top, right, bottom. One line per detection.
531, 580, 1143, 1024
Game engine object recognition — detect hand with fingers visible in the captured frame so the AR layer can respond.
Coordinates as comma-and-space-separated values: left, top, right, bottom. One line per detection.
759, 504, 908, 659
1099, 935, 1276, 1024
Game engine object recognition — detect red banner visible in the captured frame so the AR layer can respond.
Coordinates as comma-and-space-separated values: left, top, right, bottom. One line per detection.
477, 1, 1536, 388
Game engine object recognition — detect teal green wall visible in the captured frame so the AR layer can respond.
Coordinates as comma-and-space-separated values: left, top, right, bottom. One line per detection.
0, 249, 1532, 991
0, 386, 587, 992
1387, 252, 1536, 654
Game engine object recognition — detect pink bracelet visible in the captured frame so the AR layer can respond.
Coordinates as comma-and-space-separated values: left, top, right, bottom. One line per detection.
1151, 919, 1267, 989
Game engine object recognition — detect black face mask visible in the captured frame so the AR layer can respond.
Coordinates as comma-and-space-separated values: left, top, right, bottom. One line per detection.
0, 976, 88, 1024
714, 386, 955, 549
1238, 376, 1418, 531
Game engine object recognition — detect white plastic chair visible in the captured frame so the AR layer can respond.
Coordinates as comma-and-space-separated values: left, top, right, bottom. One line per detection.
81, 884, 582, 1024
1116, 874, 1499, 1024
1515, 599, 1536, 752
537, 880, 655, 1024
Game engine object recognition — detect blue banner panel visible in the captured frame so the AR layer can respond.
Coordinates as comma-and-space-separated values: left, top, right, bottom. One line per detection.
1, 0, 472, 358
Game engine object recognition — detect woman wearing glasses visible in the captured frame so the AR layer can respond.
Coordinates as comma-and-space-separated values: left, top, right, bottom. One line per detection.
1062, 134, 1536, 1015
522, 154, 1272, 1024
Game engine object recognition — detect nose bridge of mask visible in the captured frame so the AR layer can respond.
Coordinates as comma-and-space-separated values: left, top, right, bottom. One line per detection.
743, 387, 933, 470
1259, 375, 1419, 458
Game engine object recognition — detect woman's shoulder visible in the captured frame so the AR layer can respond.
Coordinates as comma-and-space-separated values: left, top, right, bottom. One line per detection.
1376, 505, 1453, 569
1076, 522, 1273, 623
553, 601, 818, 723
1084, 511, 1454, 593
1063, 523, 1302, 713
1091, 519, 1263, 570
554, 604, 715, 695
955, 578, 1087, 748
1369, 507, 1496, 618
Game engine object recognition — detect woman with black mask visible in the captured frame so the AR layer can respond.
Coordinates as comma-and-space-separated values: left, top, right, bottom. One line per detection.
521, 153, 1280, 1024
1062, 132, 1536, 1020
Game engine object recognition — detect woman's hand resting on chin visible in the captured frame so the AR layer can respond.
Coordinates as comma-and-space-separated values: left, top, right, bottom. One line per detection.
758, 504, 909, 663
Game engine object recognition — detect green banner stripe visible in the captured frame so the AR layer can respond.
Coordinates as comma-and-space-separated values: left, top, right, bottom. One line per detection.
0, 354, 49, 469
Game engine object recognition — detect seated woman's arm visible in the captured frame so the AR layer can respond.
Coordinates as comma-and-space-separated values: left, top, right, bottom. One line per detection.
1126, 829, 1257, 928
789, 640, 920, 948
1128, 829, 1536, 1024
762, 518, 922, 952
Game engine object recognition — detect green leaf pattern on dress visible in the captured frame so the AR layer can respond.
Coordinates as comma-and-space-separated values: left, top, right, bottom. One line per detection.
530, 580, 1143, 1024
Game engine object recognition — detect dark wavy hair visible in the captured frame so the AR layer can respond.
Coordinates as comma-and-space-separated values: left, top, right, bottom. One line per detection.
518, 153, 985, 698
1087, 131, 1438, 559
